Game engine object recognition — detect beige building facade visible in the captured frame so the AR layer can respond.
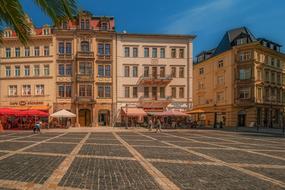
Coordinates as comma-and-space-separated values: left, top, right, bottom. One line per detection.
115, 33, 195, 124
193, 27, 285, 128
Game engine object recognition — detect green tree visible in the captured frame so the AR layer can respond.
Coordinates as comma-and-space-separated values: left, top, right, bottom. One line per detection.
0, 0, 77, 44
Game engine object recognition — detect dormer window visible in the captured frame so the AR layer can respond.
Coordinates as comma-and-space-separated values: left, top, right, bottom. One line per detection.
80, 19, 85, 29
262, 41, 267, 47
4, 30, 12, 37
86, 19, 90, 29
43, 28, 50, 35
236, 38, 247, 45
62, 21, 68, 29
101, 22, 108, 31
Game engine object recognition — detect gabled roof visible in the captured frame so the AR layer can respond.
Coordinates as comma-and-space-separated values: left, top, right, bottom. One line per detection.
213, 26, 256, 56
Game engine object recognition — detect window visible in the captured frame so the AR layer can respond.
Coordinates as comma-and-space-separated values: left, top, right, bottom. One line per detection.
79, 62, 92, 75
65, 64, 72, 76
133, 47, 138, 57
271, 72, 276, 83
34, 65, 40, 76
80, 19, 85, 29
133, 66, 138, 77
5, 66, 11, 77
144, 87, 149, 98
86, 19, 90, 29
105, 65, 111, 77
179, 49, 184, 58
199, 67, 204, 75
44, 65, 50, 76
144, 67, 149, 77
98, 85, 104, 97
22, 85, 31, 96
125, 86, 130, 98
198, 81, 204, 89
124, 47, 130, 57
58, 65, 65, 76
277, 59, 281, 68
15, 66, 20, 77
133, 87, 138, 98
217, 92, 224, 102
105, 44, 111, 55
171, 48, 176, 58
8, 85, 17, 96
25, 47, 30, 56
265, 71, 270, 82
239, 88, 250, 99
57, 84, 72, 98
257, 87, 262, 101
6, 48, 11, 58
81, 41, 89, 52
144, 48, 149, 57
236, 38, 247, 45
4, 30, 12, 37
277, 73, 281, 85
98, 43, 104, 55
179, 67, 184, 78
171, 87, 176, 98
66, 42, 72, 54
43, 28, 49, 35
152, 87, 157, 99
34, 47, 40, 56
101, 22, 108, 31
98, 65, 104, 77
79, 85, 92, 97
217, 76, 224, 85
124, 66, 130, 77
44, 46, 49, 56
218, 60, 223, 68
152, 48, 157, 58
160, 87, 165, 98
105, 85, 111, 97
35, 85, 44, 95
179, 87, 184, 98
160, 48, 165, 58
15, 47, 20, 57
239, 69, 251, 80
271, 57, 275, 66
171, 67, 176, 78
239, 51, 251, 61
24, 66, 30, 76
59, 42, 64, 54
160, 67, 165, 77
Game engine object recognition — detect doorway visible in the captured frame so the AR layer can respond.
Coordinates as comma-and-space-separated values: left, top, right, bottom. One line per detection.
98, 110, 110, 126
238, 111, 246, 127
79, 109, 91, 127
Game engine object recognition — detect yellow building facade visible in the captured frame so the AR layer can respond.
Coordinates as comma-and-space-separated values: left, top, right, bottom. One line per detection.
193, 27, 285, 128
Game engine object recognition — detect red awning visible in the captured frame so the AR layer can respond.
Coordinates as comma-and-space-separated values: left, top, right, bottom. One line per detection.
122, 108, 147, 117
0, 108, 20, 116
17, 110, 49, 117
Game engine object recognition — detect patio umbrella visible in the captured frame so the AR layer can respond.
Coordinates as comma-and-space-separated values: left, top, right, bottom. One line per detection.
50, 109, 76, 118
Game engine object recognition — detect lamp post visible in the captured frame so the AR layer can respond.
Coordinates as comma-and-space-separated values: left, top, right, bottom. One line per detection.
213, 104, 217, 128
125, 104, 128, 129
269, 96, 276, 128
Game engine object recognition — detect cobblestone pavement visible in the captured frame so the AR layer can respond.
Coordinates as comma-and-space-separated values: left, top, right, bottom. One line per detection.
0, 130, 284, 190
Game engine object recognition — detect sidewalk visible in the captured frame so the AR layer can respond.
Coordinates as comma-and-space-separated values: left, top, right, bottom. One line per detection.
234, 126, 285, 136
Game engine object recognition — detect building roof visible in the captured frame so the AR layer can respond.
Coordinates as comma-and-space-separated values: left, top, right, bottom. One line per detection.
117, 32, 196, 39
212, 26, 256, 56
257, 38, 282, 47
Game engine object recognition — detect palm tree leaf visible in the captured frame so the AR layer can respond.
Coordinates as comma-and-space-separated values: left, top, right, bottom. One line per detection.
0, 0, 30, 44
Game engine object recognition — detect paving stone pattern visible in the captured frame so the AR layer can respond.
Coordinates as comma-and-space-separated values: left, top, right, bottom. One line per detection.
0, 130, 284, 190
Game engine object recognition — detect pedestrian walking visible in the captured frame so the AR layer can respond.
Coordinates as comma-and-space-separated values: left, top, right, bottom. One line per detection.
33, 121, 41, 134
148, 118, 153, 131
156, 118, 162, 133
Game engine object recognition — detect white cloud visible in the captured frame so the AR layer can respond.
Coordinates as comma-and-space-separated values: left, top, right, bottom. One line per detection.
163, 0, 237, 34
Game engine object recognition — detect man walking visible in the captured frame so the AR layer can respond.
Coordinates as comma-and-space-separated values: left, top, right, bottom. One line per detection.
156, 118, 162, 133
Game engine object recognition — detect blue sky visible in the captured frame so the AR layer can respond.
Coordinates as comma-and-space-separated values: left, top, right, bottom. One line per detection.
21, 0, 285, 56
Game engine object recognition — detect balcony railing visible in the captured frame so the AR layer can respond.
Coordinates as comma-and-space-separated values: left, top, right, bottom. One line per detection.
97, 54, 112, 61
57, 54, 73, 60
137, 74, 172, 86
77, 51, 94, 59
75, 96, 95, 104
76, 74, 94, 82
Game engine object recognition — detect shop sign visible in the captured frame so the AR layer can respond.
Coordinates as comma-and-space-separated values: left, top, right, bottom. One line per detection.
9, 101, 44, 106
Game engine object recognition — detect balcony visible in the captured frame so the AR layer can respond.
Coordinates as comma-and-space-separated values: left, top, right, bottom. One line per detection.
139, 96, 172, 108
137, 74, 172, 86
76, 51, 94, 59
97, 54, 112, 61
75, 96, 95, 104
57, 54, 73, 60
76, 74, 94, 82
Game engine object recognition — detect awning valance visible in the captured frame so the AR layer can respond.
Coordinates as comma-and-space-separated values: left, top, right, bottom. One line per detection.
122, 108, 147, 117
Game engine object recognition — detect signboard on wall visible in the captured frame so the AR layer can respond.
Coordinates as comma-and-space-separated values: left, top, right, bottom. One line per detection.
9, 101, 44, 106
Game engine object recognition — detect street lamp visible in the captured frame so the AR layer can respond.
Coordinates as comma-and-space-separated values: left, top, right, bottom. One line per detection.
213, 103, 217, 128
125, 104, 128, 129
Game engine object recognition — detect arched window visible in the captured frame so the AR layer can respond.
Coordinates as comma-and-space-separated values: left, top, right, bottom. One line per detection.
81, 41, 89, 52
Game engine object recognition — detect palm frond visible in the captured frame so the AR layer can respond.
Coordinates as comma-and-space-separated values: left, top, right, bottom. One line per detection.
0, 0, 30, 44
